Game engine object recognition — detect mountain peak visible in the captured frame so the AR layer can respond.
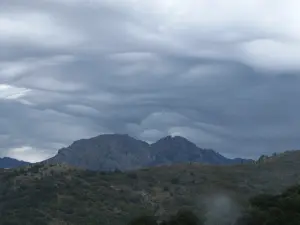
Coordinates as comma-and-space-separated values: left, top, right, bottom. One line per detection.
152, 135, 199, 153
156, 135, 195, 144
46, 133, 250, 171
47, 133, 151, 171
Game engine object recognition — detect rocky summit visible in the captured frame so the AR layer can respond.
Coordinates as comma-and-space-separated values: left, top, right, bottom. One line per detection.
45, 134, 253, 171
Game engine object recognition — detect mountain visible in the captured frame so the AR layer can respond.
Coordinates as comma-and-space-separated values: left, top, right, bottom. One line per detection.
149, 135, 252, 166
45, 134, 253, 171
0, 157, 30, 168
46, 134, 151, 171
1, 149, 300, 225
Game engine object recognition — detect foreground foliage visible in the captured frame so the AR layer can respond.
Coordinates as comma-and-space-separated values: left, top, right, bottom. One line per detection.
128, 210, 203, 225
129, 184, 300, 225
239, 184, 300, 225
0, 151, 300, 225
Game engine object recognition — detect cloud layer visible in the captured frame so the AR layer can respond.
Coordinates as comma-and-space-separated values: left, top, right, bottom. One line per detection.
1, 0, 300, 162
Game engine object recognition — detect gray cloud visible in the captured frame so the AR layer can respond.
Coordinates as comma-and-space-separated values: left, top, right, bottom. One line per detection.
1, 0, 300, 162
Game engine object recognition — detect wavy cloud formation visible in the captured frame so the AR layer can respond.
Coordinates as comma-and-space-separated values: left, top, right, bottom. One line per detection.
1, 0, 300, 162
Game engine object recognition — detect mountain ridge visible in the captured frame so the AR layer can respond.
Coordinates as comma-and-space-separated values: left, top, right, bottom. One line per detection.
45, 133, 253, 171
0, 157, 30, 168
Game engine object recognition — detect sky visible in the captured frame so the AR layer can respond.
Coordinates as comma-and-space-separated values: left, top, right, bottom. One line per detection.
1, 0, 300, 162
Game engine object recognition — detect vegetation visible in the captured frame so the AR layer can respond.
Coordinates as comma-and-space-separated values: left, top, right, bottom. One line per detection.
129, 185, 300, 225
128, 210, 203, 225
0, 150, 300, 225
238, 184, 300, 225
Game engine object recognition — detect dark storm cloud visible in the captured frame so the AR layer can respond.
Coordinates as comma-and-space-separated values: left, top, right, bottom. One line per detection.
1, 0, 300, 162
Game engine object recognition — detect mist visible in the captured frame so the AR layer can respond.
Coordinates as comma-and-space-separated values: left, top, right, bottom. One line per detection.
201, 193, 242, 225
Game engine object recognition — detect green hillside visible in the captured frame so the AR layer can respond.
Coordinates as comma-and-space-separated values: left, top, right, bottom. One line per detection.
0, 150, 300, 225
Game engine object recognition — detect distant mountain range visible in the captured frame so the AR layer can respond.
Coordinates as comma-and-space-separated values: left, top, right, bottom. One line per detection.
0, 157, 30, 168
45, 134, 253, 171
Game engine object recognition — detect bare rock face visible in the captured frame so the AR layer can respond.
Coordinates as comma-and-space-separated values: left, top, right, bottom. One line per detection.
45, 134, 253, 171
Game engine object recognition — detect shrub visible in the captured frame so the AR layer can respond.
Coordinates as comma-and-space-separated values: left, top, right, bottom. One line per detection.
171, 178, 179, 184
162, 210, 203, 225
128, 173, 138, 179
128, 215, 158, 225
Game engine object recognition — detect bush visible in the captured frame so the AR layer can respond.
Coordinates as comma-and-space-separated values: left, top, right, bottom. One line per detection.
167, 209, 203, 225
163, 186, 169, 192
128, 215, 158, 225
128, 210, 203, 225
171, 178, 179, 184
128, 173, 138, 179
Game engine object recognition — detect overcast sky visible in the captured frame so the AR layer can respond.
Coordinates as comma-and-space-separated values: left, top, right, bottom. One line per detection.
1, 0, 300, 162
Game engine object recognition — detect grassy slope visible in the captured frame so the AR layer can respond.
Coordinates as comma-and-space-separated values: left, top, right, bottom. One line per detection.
0, 150, 300, 225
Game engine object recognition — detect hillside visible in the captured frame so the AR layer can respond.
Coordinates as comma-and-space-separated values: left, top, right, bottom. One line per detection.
128, 183, 300, 225
1, 150, 300, 225
45, 134, 253, 171
0, 157, 30, 168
